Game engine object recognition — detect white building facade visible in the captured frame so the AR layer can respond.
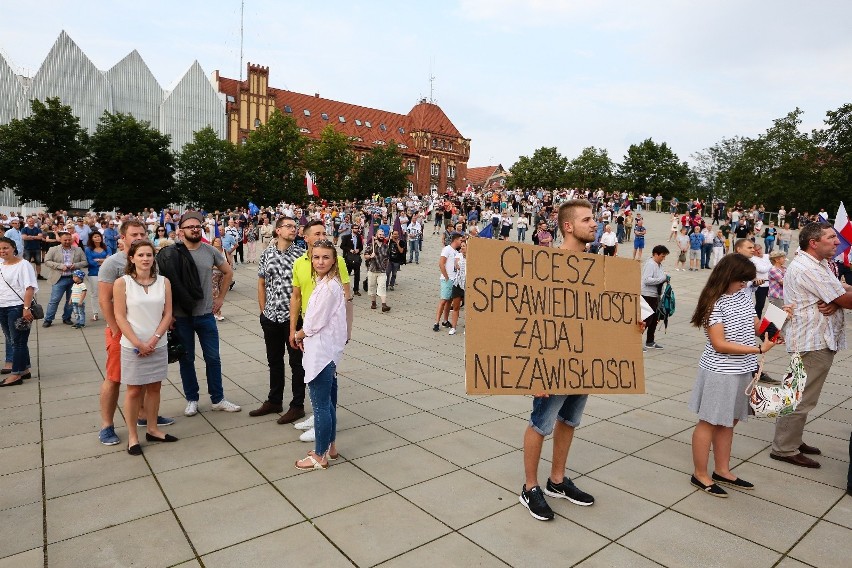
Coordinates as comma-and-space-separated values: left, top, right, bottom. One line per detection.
0, 31, 227, 210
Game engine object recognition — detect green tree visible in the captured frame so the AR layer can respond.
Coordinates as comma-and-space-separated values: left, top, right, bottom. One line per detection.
725, 109, 823, 210
0, 97, 89, 211
348, 142, 408, 201
691, 136, 745, 204
89, 112, 175, 211
508, 147, 569, 190
175, 126, 241, 211
619, 138, 692, 199
564, 146, 615, 189
304, 126, 355, 202
241, 111, 307, 204
813, 103, 852, 211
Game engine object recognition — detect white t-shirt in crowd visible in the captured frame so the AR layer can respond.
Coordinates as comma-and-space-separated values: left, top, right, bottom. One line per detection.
440, 245, 458, 281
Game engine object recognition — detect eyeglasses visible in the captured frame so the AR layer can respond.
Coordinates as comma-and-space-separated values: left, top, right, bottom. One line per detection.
181, 225, 203, 231
277, 223, 297, 230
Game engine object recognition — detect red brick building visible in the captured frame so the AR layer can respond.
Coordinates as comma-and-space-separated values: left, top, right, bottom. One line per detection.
213, 63, 470, 196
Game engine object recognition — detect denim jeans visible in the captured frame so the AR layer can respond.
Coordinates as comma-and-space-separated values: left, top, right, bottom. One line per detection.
72, 303, 85, 326
173, 313, 224, 403
259, 314, 305, 408
0, 305, 30, 373
517, 228, 527, 242
529, 394, 588, 435
780, 241, 790, 254
700, 243, 713, 269
308, 361, 337, 456
407, 239, 420, 263
764, 239, 775, 253
45, 275, 73, 323
386, 261, 400, 287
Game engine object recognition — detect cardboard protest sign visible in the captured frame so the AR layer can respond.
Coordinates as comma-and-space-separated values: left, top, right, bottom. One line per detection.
465, 237, 645, 395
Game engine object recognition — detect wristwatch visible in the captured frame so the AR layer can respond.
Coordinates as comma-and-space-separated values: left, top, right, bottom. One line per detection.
154, 333, 162, 339
23, 306, 30, 311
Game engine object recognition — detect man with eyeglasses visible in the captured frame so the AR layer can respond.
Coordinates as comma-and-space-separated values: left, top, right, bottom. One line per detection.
251, 216, 308, 423
164, 211, 241, 416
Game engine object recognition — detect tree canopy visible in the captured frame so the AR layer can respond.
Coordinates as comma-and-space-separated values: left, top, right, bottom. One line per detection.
0, 97, 90, 211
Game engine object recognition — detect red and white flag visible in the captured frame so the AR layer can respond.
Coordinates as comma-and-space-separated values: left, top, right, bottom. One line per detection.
305, 171, 319, 198
834, 202, 851, 266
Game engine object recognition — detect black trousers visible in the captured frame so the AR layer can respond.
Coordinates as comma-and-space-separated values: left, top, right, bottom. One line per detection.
259, 314, 305, 408
235, 242, 244, 263
347, 260, 362, 292
754, 287, 768, 318
643, 295, 659, 345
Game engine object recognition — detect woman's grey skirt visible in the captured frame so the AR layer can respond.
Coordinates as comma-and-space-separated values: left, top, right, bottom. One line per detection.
688, 368, 752, 427
120, 345, 168, 385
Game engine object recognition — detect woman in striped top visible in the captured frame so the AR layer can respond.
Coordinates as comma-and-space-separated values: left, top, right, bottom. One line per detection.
687, 254, 779, 497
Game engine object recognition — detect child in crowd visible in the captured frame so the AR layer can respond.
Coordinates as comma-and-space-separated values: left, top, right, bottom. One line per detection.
70, 270, 87, 329
688, 254, 778, 497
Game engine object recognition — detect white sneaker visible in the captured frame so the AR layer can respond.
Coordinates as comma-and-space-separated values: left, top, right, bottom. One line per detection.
294, 415, 314, 430
448, 328, 456, 335
184, 401, 198, 416
299, 428, 315, 442
215, 315, 225, 321
211, 399, 242, 412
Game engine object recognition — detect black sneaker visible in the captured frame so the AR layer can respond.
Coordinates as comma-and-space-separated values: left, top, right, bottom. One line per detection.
544, 478, 595, 506
442, 321, 452, 328
432, 323, 440, 332
519, 485, 554, 521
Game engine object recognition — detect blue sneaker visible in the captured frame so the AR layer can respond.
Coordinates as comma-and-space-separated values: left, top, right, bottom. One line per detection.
137, 416, 176, 427
98, 425, 120, 446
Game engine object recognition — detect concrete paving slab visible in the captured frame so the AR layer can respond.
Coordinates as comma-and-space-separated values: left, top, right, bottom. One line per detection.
573, 543, 664, 568
376, 532, 504, 568
274, 461, 389, 518
788, 519, 851, 567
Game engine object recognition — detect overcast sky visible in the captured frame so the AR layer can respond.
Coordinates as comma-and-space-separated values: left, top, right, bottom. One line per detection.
2, 0, 852, 168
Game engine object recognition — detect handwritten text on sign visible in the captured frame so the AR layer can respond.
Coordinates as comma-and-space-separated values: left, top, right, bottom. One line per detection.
464, 238, 645, 395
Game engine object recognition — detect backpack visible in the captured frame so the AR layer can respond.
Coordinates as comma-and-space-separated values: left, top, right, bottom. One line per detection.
657, 282, 676, 331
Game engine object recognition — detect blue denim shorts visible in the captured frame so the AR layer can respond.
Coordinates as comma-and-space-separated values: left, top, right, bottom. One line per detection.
529, 394, 588, 436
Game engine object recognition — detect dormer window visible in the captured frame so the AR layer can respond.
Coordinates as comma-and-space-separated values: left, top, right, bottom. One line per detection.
284, 105, 292, 113
303, 109, 311, 117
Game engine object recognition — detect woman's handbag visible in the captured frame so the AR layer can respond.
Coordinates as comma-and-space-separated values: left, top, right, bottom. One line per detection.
0, 268, 44, 319
167, 331, 186, 364
745, 353, 807, 418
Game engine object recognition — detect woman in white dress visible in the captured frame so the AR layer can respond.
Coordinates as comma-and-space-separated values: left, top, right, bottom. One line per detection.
113, 240, 175, 455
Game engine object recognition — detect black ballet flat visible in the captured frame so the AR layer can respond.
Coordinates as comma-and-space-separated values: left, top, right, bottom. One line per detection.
20, 372, 31, 380
1, 369, 11, 374
0, 378, 23, 387
145, 433, 179, 443
127, 444, 143, 456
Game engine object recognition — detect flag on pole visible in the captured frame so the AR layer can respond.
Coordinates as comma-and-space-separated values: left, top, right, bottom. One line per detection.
305, 171, 320, 198
392, 215, 402, 236
214, 217, 220, 238
159, 209, 165, 227
478, 224, 493, 238
248, 202, 259, 216
834, 202, 852, 265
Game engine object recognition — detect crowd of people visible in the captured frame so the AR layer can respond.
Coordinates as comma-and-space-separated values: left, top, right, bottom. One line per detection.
0, 185, 849, 516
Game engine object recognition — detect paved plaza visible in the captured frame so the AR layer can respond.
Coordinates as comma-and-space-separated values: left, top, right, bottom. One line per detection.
1, 210, 851, 568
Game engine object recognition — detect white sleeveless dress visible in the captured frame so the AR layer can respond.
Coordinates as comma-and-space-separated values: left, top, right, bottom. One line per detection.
119, 274, 168, 385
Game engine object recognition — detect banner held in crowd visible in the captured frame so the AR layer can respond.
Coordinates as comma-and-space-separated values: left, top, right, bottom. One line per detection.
465, 238, 645, 396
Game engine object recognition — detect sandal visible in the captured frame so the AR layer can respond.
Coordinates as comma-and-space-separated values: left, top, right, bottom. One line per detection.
295, 452, 328, 471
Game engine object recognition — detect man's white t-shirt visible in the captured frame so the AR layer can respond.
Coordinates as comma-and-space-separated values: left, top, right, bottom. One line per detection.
441, 245, 458, 281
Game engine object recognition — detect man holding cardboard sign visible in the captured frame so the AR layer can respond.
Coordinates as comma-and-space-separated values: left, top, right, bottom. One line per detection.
465, 199, 645, 521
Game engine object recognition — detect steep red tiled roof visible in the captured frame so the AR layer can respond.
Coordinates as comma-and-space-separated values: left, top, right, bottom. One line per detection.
406, 101, 462, 138
217, 73, 465, 148
466, 165, 500, 186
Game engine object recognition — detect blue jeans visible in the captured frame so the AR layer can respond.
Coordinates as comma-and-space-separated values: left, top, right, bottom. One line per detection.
0, 305, 30, 373
700, 243, 713, 268
529, 394, 588, 436
764, 239, 775, 253
308, 361, 338, 456
45, 276, 73, 323
517, 228, 527, 241
780, 241, 790, 254
173, 313, 224, 404
407, 239, 420, 263
72, 303, 85, 326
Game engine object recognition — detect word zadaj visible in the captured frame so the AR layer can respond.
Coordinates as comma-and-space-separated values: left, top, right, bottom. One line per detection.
465, 239, 646, 395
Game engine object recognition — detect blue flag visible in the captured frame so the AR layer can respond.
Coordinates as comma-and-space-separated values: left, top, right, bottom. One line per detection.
214, 218, 220, 238
159, 209, 165, 227
248, 202, 259, 216
478, 224, 493, 238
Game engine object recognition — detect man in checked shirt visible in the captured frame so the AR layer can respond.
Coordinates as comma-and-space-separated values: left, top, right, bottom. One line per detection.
770, 222, 852, 469
251, 216, 308, 424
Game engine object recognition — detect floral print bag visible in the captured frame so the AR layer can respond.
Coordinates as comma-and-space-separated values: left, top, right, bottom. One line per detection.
745, 353, 807, 418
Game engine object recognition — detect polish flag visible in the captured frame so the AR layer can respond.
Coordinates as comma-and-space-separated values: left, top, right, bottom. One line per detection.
834, 202, 852, 265
305, 171, 319, 198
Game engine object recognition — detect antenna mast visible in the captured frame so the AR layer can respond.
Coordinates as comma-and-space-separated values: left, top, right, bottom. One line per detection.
239, 0, 245, 81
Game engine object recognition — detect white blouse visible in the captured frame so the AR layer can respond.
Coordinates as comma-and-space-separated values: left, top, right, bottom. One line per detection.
302, 277, 347, 383
0, 260, 38, 307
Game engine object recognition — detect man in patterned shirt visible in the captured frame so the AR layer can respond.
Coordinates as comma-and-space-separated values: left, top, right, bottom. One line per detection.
770, 222, 852, 468
251, 216, 308, 424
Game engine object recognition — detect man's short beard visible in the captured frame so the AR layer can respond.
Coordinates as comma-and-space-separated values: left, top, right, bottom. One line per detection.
183, 232, 201, 243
